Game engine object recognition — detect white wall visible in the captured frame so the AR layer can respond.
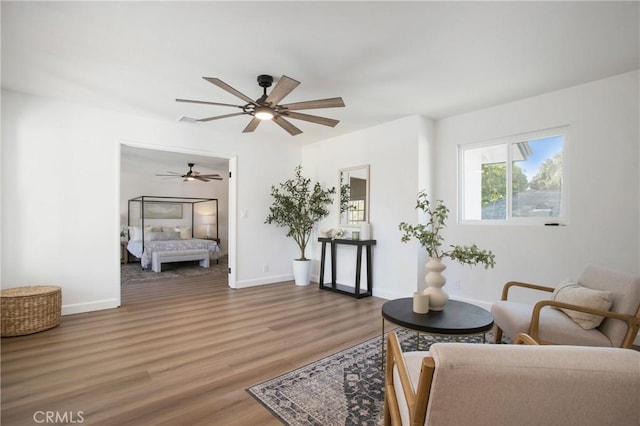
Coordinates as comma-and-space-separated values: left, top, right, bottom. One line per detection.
1, 89, 301, 313
301, 71, 639, 309
302, 115, 435, 299
436, 71, 639, 307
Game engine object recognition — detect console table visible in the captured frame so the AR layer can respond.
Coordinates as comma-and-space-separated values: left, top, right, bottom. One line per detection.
318, 237, 376, 298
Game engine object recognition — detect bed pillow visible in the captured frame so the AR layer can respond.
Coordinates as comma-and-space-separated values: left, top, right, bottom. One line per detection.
146, 231, 165, 241
128, 226, 167, 241
175, 227, 192, 240
552, 279, 613, 329
163, 230, 181, 240
128, 226, 142, 241
147, 230, 181, 241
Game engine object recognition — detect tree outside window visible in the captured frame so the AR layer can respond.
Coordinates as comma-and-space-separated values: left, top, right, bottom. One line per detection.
461, 128, 566, 222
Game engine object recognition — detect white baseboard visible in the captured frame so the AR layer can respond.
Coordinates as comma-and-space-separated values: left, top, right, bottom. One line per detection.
235, 274, 293, 289
448, 296, 491, 311
62, 299, 120, 315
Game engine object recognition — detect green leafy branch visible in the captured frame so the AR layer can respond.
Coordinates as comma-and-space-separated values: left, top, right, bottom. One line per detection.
265, 165, 335, 260
399, 190, 495, 269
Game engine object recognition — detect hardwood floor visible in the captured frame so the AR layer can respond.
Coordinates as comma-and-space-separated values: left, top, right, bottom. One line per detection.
1, 272, 387, 425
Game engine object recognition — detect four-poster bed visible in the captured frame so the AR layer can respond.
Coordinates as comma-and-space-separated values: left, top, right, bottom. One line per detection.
126, 196, 223, 270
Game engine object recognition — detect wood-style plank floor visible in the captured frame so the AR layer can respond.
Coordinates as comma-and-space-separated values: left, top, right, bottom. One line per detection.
1, 270, 387, 425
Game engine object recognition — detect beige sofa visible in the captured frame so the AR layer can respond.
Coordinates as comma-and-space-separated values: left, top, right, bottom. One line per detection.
384, 331, 640, 426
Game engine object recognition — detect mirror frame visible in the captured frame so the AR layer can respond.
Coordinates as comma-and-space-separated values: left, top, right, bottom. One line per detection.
338, 164, 370, 227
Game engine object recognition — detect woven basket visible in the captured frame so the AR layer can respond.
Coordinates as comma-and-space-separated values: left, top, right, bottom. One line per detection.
1, 286, 62, 337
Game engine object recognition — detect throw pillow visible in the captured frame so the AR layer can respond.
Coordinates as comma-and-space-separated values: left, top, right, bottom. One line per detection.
147, 231, 165, 241
148, 231, 180, 241
175, 227, 192, 239
552, 279, 613, 329
163, 230, 181, 240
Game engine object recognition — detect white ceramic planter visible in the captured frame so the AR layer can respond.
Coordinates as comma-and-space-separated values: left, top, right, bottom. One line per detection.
292, 259, 312, 286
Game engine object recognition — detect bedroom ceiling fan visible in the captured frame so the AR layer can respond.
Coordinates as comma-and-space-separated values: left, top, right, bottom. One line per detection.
156, 163, 223, 182
176, 74, 345, 136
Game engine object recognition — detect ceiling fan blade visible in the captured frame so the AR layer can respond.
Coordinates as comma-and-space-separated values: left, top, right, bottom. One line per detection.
282, 111, 339, 127
156, 172, 182, 176
242, 117, 261, 133
197, 112, 247, 122
273, 116, 303, 136
280, 97, 345, 111
265, 75, 300, 106
203, 77, 258, 106
198, 174, 223, 179
176, 98, 243, 109
194, 176, 210, 182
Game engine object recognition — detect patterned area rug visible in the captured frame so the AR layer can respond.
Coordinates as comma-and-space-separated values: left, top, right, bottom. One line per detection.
120, 256, 228, 285
247, 328, 498, 426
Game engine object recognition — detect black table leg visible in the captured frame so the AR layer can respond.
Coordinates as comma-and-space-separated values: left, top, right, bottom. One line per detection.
330, 241, 337, 289
318, 241, 327, 289
355, 245, 363, 298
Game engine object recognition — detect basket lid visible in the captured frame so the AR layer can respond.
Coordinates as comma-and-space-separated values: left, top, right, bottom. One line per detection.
1, 286, 61, 297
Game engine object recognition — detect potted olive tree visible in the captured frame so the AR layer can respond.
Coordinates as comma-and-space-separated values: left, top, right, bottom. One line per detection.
399, 191, 495, 310
265, 165, 335, 286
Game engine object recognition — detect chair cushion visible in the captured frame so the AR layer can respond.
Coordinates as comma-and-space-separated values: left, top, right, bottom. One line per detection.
491, 301, 613, 346
552, 279, 612, 329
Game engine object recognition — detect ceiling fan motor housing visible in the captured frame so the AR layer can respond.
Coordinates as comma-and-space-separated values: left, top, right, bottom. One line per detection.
257, 74, 273, 88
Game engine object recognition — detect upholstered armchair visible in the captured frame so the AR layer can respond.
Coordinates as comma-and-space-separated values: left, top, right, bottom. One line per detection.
383, 331, 640, 426
491, 265, 640, 347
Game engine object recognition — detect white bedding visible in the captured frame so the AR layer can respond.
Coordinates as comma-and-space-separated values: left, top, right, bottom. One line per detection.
127, 239, 222, 268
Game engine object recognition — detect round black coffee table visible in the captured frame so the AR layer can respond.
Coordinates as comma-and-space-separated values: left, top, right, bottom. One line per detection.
381, 298, 494, 357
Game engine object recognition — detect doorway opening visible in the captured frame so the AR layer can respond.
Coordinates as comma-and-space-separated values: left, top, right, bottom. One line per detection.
118, 142, 237, 303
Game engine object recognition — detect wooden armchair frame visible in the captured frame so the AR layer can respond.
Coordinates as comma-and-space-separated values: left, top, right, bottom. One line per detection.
494, 281, 640, 348
384, 331, 434, 426
384, 331, 538, 426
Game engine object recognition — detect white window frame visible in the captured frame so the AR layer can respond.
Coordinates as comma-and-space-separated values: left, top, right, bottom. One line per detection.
458, 126, 569, 225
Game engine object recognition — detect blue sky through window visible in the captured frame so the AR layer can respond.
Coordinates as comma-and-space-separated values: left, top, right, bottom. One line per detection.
517, 135, 562, 180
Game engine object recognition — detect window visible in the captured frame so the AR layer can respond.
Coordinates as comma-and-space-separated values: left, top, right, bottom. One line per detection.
460, 127, 567, 223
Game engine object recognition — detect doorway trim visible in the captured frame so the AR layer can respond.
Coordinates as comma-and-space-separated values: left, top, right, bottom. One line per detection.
118, 140, 238, 298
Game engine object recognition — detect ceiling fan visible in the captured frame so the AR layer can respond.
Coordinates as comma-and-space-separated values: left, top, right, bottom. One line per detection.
156, 163, 223, 182
176, 74, 345, 136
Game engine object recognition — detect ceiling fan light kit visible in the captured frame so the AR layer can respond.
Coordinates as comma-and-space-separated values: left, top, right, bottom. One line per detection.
254, 106, 274, 120
177, 74, 345, 136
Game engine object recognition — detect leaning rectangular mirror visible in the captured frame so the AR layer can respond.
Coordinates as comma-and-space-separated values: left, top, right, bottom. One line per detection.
339, 164, 370, 226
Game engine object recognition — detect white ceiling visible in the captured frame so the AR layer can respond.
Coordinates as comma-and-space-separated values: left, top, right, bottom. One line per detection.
121, 145, 230, 178
2, 1, 639, 146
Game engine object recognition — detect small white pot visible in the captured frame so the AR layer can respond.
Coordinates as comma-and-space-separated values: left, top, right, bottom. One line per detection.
292, 259, 312, 286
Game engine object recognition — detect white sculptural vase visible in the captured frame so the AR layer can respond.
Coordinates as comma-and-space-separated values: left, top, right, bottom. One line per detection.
423, 257, 449, 311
